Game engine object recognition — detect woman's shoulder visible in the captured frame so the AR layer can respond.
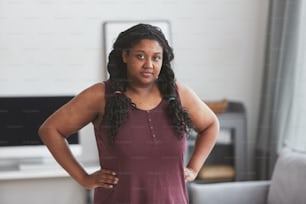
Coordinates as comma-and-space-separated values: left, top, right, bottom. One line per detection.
82, 82, 106, 96
175, 81, 200, 107
77, 82, 107, 127
175, 81, 195, 98
74, 82, 106, 109
88, 81, 106, 90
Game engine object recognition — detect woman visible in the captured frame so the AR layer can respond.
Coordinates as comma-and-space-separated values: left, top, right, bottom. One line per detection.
39, 23, 219, 204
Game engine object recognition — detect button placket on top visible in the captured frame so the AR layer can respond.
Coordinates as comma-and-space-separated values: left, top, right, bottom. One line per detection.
146, 110, 158, 143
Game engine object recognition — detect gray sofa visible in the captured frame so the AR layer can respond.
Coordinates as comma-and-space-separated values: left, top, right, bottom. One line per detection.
189, 147, 306, 204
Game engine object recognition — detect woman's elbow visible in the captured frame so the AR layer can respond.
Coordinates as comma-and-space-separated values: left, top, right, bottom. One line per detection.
38, 123, 49, 143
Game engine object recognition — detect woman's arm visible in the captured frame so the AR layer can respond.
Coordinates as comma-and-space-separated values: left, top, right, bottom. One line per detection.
38, 83, 118, 189
177, 82, 220, 181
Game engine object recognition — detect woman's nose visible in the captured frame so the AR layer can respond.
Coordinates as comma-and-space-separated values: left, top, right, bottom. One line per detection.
144, 59, 153, 68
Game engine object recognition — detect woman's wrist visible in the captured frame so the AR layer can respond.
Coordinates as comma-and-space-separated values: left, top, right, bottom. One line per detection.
184, 167, 197, 182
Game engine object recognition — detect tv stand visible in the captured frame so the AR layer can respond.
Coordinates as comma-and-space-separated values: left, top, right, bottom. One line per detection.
0, 157, 56, 172
0, 160, 19, 172
0, 161, 99, 204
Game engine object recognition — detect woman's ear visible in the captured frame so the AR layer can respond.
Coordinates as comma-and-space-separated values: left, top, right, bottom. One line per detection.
122, 50, 128, 63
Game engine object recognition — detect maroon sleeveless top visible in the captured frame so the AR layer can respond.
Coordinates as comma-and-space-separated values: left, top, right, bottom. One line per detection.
94, 81, 188, 204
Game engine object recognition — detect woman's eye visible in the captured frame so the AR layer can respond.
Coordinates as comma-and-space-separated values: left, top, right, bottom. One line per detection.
137, 55, 145, 60
153, 56, 161, 62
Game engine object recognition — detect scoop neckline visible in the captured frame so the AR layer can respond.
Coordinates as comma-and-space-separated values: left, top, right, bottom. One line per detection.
131, 98, 164, 112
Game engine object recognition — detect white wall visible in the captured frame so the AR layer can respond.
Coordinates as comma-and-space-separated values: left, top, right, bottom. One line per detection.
0, 0, 269, 177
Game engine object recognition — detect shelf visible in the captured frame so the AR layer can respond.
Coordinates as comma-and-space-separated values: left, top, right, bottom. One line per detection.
186, 101, 248, 181
197, 165, 235, 181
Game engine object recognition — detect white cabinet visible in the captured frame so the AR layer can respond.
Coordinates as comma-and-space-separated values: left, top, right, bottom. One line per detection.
0, 164, 98, 204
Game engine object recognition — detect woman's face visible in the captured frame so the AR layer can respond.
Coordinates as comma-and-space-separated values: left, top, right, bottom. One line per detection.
122, 39, 163, 87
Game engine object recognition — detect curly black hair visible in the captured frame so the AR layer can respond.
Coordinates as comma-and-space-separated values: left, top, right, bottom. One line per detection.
103, 23, 192, 144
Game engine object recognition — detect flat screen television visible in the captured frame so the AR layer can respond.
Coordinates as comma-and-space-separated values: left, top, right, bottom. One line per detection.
0, 96, 82, 168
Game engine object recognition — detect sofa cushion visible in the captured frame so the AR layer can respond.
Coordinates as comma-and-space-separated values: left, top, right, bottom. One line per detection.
268, 147, 306, 204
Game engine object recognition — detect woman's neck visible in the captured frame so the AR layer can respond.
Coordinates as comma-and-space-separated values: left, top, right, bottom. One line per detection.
126, 82, 158, 96
125, 82, 162, 110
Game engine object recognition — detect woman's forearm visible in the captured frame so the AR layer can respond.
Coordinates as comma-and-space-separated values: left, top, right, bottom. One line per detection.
38, 127, 88, 186
187, 121, 219, 174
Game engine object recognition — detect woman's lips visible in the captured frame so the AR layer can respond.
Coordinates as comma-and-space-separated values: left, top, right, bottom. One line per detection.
141, 71, 153, 77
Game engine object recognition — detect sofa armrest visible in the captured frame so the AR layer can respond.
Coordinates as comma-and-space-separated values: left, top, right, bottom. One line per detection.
189, 180, 270, 204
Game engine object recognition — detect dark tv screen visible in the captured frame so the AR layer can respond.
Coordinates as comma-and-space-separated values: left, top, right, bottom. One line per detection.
0, 96, 79, 147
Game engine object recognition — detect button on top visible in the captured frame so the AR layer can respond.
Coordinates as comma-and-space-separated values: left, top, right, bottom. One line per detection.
146, 111, 158, 141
